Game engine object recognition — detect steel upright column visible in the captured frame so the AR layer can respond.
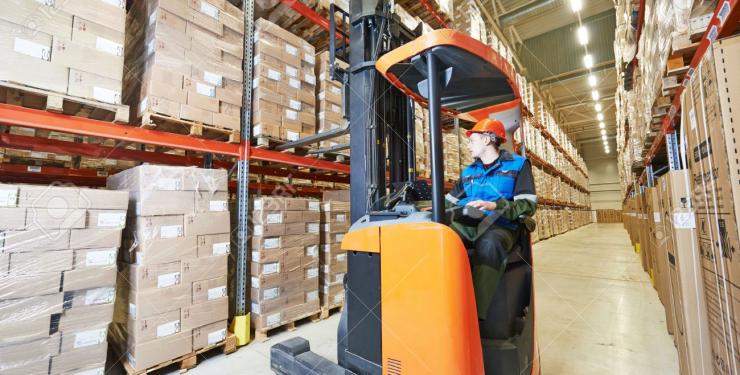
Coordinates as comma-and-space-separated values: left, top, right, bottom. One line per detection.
427, 52, 445, 224
231, 0, 255, 347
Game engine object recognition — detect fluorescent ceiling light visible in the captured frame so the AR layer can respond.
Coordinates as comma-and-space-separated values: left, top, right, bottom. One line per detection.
570, 0, 583, 12
597, 113, 604, 121
577, 26, 589, 45
594, 103, 602, 111
583, 54, 594, 68
588, 75, 597, 87
599, 122, 605, 129
591, 90, 600, 100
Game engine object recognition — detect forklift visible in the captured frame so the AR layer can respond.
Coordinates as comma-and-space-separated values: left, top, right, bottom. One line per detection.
270, 0, 539, 373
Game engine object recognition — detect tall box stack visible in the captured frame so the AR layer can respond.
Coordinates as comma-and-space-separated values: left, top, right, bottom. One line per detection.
250, 197, 321, 332
0, 184, 128, 375
316, 51, 350, 155
458, 127, 473, 168
443, 131, 461, 181
453, 1, 487, 42
107, 165, 230, 371
413, 103, 429, 177
124, 0, 245, 131
319, 198, 350, 310
1, 1, 127, 115
252, 19, 316, 143
682, 35, 740, 372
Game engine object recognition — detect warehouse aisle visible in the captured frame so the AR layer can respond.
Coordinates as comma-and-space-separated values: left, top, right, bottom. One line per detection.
534, 223, 678, 374
181, 223, 677, 374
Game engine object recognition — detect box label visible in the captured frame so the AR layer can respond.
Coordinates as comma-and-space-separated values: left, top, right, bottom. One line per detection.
266, 312, 281, 326
95, 37, 123, 56
100, 0, 126, 8
253, 225, 264, 237
306, 245, 318, 257
263, 287, 279, 300
250, 277, 260, 288
200, 1, 220, 19
336, 214, 346, 222
306, 267, 318, 279
14, 37, 50, 61
331, 104, 342, 114
336, 253, 346, 262
85, 287, 115, 305
139, 97, 149, 115
203, 71, 223, 86
158, 272, 181, 288
97, 212, 126, 228
304, 74, 316, 85
251, 250, 261, 262
75, 367, 105, 375
0, 189, 18, 207
333, 293, 344, 303
129, 303, 137, 319
285, 66, 298, 78
155, 178, 180, 190
285, 109, 298, 121
331, 86, 342, 95
689, 109, 697, 130
308, 201, 320, 211
286, 131, 299, 141
288, 78, 301, 90
208, 286, 227, 300
208, 328, 227, 345
335, 273, 344, 283
304, 53, 315, 64
156, 320, 180, 337
209, 200, 228, 212
335, 234, 345, 242
251, 302, 261, 314
267, 69, 281, 81
673, 213, 696, 229
196, 82, 216, 98
266, 213, 283, 224
74, 328, 106, 349
264, 237, 280, 249
86, 249, 117, 266
30, 151, 48, 159
307, 223, 320, 233
263, 262, 280, 274
653, 212, 661, 223
306, 290, 318, 302
213, 242, 230, 255
160, 225, 183, 239
289, 99, 301, 111
284, 44, 298, 56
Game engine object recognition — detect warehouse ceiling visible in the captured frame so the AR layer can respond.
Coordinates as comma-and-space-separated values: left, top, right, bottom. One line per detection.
479, 0, 618, 154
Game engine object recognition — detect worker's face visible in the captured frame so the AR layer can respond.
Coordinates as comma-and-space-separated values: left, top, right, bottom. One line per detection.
467, 133, 490, 158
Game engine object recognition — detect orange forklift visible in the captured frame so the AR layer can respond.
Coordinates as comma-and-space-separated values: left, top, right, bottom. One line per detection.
270, 2, 539, 373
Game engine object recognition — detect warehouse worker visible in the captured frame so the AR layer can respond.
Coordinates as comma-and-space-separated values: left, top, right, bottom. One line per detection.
446, 118, 537, 318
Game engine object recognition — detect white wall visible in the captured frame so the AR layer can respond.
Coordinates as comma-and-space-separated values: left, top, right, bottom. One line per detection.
580, 141, 621, 209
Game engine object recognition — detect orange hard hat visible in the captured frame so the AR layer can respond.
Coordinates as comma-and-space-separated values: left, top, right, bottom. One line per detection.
466, 118, 507, 144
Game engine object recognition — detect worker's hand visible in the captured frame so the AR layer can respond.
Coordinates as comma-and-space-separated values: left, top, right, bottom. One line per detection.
466, 200, 497, 211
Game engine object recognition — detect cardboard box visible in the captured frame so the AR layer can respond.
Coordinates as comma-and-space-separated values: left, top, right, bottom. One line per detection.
0, 272, 62, 299
182, 255, 228, 284
124, 331, 191, 371
65, 287, 116, 309
50, 341, 107, 374
1, 228, 70, 252
194, 191, 229, 213
0, 334, 59, 373
59, 303, 115, 333
192, 276, 228, 304
127, 308, 182, 343
129, 215, 185, 241
128, 261, 183, 290
125, 284, 190, 320
184, 211, 230, 236
9, 250, 74, 274
181, 297, 228, 331
0, 208, 25, 230
123, 236, 198, 265
197, 233, 230, 257
69, 228, 122, 249
192, 319, 227, 350
130, 191, 196, 216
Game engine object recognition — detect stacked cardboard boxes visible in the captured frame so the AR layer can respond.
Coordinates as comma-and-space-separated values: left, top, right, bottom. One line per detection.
124, 0, 245, 131
681, 35, 740, 373
1, 1, 127, 110
250, 197, 321, 331
319, 195, 350, 310
0, 184, 128, 374
453, 1, 487, 42
107, 165, 230, 371
252, 19, 316, 142
413, 102, 430, 178
316, 51, 349, 154
443, 131, 461, 181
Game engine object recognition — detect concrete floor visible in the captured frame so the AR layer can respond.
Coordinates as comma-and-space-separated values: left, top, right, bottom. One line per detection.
183, 223, 679, 374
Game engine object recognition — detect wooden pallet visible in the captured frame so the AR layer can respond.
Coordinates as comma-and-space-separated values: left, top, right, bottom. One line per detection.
254, 310, 321, 342
0, 81, 129, 123
319, 303, 343, 320
253, 135, 317, 154
140, 112, 240, 143
121, 332, 237, 375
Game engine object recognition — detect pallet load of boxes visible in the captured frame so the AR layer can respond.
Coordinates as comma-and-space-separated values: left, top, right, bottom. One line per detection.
623, 35, 740, 375
0, 184, 128, 374
320, 191, 350, 317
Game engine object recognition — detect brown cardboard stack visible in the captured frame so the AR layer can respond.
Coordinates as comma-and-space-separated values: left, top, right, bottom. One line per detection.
316, 51, 349, 154
107, 165, 230, 371
453, 1, 487, 42
682, 35, 740, 373
250, 197, 321, 331
252, 19, 316, 142
443, 131, 460, 181
0, 184, 128, 375
0, 1, 126, 106
124, 0, 245, 131
319, 195, 350, 309
413, 103, 430, 177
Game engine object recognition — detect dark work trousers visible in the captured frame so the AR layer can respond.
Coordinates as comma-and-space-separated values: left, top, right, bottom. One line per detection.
472, 225, 517, 269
